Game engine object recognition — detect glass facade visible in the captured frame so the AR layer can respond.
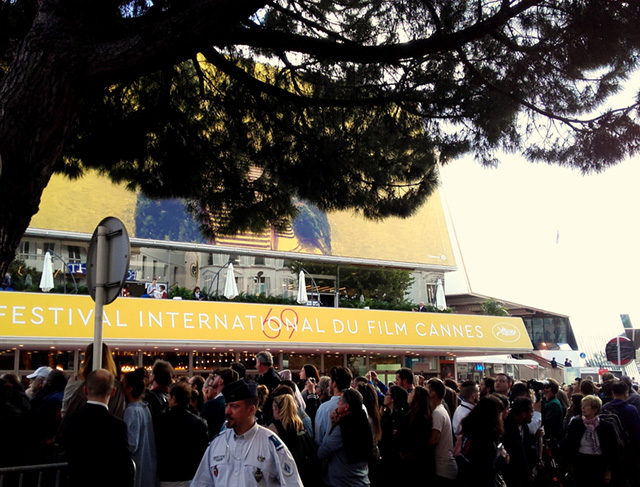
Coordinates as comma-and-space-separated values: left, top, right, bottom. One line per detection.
16, 236, 302, 299
143, 351, 190, 374
15, 232, 441, 306
283, 353, 321, 374
19, 349, 73, 371
0, 349, 15, 370
347, 354, 367, 378
192, 352, 238, 373
524, 316, 573, 348
112, 350, 139, 373
323, 353, 344, 372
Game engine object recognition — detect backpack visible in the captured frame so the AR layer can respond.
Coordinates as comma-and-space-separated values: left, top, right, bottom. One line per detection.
598, 408, 628, 448
453, 434, 476, 486
274, 422, 321, 486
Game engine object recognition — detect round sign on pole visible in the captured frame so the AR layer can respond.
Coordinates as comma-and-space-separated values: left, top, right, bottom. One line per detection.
605, 336, 635, 366
86, 217, 130, 305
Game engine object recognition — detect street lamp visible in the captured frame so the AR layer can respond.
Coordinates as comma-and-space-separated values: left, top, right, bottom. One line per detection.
207, 259, 239, 297
46, 250, 79, 294
298, 268, 321, 306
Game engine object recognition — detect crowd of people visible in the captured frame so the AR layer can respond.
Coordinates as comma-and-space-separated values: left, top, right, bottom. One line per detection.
2, 347, 640, 487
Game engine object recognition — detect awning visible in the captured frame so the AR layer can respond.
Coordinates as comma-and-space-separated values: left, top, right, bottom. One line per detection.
456, 354, 539, 367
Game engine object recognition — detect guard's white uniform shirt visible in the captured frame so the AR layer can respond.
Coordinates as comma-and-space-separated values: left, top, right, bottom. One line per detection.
191, 421, 302, 487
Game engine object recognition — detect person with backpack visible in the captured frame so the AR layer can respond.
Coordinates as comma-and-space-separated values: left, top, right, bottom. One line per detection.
268, 393, 320, 487
144, 359, 173, 420
602, 380, 640, 486
155, 382, 209, 486
456, 395, 508, 487
562, 395, 621, 487
452, 381, 478, 437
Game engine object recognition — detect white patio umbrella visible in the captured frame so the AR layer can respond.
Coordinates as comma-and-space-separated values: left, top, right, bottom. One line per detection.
435, 278, 447, 310
223, 263, 238, 299
296, 270, 308, 305
39, 252, 54, 292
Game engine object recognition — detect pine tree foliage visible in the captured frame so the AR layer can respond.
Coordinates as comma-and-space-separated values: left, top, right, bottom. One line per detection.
0, 0, 639, 273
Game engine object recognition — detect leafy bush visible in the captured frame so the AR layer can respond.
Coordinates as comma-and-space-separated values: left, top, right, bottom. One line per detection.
168, 286, 196, 300
339, 298, 453, 312
207, 292, 298, 306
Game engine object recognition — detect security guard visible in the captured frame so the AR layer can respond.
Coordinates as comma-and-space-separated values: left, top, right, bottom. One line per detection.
191, 379, 302, 487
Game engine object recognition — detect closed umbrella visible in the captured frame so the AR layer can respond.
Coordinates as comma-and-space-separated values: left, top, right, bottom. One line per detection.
223, 263, 238, 299
40, 252, 54, 292
297, 270, 308, 305
435, 278, 447, 310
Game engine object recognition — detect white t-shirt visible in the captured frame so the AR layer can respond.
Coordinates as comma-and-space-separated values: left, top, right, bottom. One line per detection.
452, 400, 474, 436
432, 403, 458, 480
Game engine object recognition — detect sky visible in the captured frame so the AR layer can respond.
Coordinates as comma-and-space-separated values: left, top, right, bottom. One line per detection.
441, 153, 640, 317
439, 75, 640, 366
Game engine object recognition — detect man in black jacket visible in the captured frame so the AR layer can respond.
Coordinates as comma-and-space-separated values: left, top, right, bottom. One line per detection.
62, 369, 133, 487
502, 397, 536, 487
256, 350, 281, 423
255, 351, 281, 393
155, 382, 209, 484
200, 367, 238, 438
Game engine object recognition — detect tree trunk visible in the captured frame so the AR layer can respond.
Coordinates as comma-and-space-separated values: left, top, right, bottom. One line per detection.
0, 0, 268, 275
0, 34, 86, 275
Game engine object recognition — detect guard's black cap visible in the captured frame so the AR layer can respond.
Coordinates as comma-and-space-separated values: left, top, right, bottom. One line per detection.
222, 379, 258, 402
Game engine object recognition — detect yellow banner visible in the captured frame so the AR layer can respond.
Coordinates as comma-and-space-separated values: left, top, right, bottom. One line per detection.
0, 293, 532, 351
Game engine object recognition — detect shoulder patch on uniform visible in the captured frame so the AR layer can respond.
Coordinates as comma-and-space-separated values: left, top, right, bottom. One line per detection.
282, 461, 294, 476
269, 434, 284, 451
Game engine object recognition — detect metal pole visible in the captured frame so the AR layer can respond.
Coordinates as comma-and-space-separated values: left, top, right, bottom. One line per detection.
93, 225, 108, 371
617, 336, 622, 368
334, 265, 340, 308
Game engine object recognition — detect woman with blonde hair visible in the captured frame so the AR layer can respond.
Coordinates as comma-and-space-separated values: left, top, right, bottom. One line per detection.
562, 394, 621, 486
60, 343, 125, 423
269, 393, 304, 436
269, 393, 319, 486
255, 384, 269, 425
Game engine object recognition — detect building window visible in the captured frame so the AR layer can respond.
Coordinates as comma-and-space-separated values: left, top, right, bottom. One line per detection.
254, 256, 265, 266
253, 275, 269, 295
67, 245, 82, 263
282, 276, 295, 298
426, 283, 436, 306
18, 241, 31, 258
43, 242, 56, 254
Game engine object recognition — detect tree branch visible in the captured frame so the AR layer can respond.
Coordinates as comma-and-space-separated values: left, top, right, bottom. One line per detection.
82, 0, 268, 84
225, 0, 542, 63
202, 47, 429, 108
455, 44, 640, 129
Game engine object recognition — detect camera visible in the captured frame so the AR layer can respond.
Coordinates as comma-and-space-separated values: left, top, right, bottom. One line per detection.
527, 379, 548, 401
